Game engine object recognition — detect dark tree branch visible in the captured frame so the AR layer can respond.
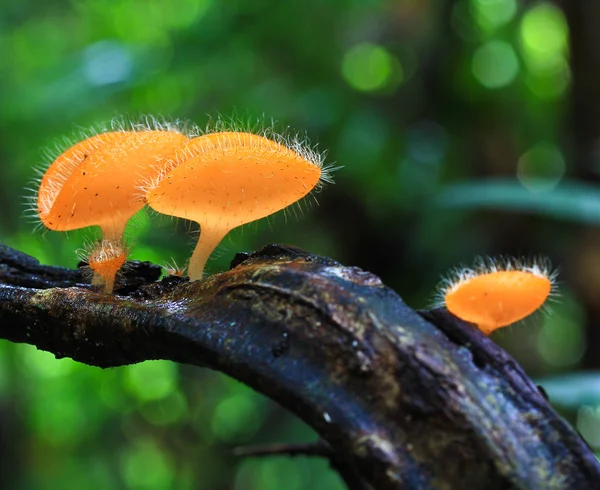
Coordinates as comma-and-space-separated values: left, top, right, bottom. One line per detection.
234, 440, 331, 458
0, 243, 598, 489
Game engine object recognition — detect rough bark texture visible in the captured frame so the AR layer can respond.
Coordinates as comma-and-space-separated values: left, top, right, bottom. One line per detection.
0, 243, 598, 489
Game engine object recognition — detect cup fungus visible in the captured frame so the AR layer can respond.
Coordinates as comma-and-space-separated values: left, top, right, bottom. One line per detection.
144, 131, 331, 280
37, 129, 188, 242
36, 131, 128, 227
437, 258, 556, 335
79, 239, 128, 294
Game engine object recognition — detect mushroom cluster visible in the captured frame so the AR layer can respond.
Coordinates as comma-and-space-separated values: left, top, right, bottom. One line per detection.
35, 119, 332, 292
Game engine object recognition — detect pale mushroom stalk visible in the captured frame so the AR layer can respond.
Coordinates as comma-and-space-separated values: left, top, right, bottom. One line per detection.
188, 226, 229, 279
100, 222, 127, 242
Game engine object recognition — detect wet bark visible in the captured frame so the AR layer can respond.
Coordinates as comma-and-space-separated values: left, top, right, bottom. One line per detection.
0, 243, 598, 489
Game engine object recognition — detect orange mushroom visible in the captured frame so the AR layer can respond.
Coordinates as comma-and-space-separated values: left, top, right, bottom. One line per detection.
37, 129, 188, 242
144, 131, 331, 280
437, 258, 556, 335
35, 131, 128, 226
79, 239, 128, 293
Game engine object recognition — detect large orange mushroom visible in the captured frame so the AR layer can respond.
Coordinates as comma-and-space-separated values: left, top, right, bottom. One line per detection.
35, 131, 128, 228
38, 129, 188, 241
144, 131, 331, 280
36, 125, 189, 291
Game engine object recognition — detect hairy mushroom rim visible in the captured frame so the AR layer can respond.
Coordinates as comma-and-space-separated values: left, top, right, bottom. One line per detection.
437, 258, 556, 335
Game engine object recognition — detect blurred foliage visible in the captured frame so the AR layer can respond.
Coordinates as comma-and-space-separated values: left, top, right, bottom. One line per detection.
1, 0, 600, 488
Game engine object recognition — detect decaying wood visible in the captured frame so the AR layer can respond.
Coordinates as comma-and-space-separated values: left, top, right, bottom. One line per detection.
0, 243, 598, 489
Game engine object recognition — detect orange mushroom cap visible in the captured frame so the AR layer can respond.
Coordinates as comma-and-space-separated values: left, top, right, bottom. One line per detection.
85, 239, 128, 294
145, 131, 327, 280
38, 130, 188, 241
440, 260, 555, 335
37, 131, 128, 222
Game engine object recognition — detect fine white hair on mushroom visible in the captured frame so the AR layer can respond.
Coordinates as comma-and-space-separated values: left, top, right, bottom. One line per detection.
26, 115, 197, 233
431, 255, 559, 310
139, 114, 340, 200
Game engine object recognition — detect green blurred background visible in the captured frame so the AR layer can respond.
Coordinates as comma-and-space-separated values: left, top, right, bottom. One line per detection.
2, 0, 600, 488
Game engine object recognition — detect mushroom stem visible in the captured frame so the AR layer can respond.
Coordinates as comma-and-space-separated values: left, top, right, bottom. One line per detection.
101, 274, 117, 294
89, 223, 128, 288
91, 274, 103, 287
477, 323, 495, 336
188, 226, 229, 281
85, 239, 128, 294
100, 221, 128, 243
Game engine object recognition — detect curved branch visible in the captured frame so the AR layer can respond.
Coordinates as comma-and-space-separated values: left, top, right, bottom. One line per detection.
0, 243, 598, 489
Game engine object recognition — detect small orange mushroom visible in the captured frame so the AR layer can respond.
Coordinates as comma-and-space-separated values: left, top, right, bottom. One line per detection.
437, 258, 556, 335
144, 131, 331, 280
80, 239, 128, 294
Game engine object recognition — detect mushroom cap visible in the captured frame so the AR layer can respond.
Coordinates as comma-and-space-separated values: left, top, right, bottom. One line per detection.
146, 132, 322, 229
39, 130, 188, 232
87, 239, 128, 277
38, 131, 128, 224
444, 270, 551, 333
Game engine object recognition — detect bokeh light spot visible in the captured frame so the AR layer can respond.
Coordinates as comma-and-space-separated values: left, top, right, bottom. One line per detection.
124, 361, 178, 402
537, 292, 586, 368
471, 0, 518, 32
520, 2, 568, 74
83, 41, 132, 86
141, 390, 188, 426
577, 406, 600, 450
538, 317, 586, 368
342, 43, 400, 92
211, 393, 264, 443
517, 142, 566, 192
120, 441, 174, 490
472, 40, 519, 88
